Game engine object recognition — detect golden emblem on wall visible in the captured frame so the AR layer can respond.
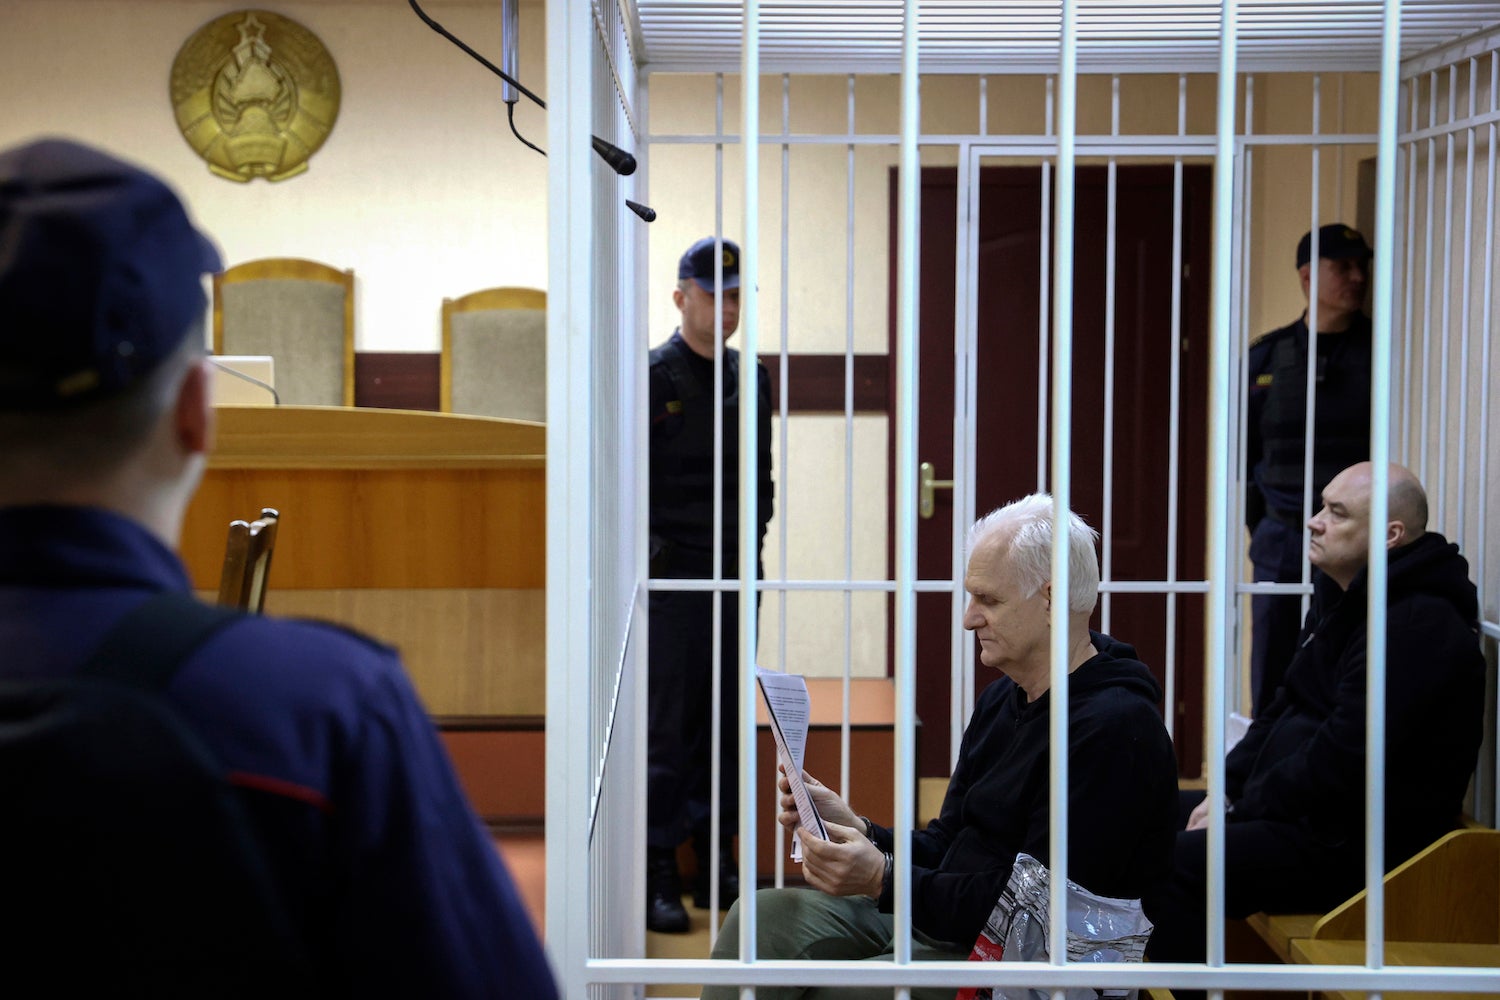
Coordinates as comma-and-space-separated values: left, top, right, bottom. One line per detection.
170, 10, 341, 182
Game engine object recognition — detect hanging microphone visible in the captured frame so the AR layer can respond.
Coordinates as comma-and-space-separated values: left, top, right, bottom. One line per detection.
592, 136, 637, 176
626, 200, 657, 223
409, 0, 641, 176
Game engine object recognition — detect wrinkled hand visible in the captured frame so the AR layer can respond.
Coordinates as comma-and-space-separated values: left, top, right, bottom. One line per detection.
798, 820, 887, 899
1185, 796, 1212, 831
777, 767, 859, 832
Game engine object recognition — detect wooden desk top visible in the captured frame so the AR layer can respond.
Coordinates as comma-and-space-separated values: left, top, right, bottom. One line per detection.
208, 405, 545, 470
1290, 938, 1500, 1000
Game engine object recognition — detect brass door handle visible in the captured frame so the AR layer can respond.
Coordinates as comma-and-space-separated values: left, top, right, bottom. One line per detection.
919, 461, 954, 519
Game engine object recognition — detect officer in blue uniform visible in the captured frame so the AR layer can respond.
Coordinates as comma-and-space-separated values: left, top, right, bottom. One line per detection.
646, 237, 775, 933
1245, 223, 1372, 714
0, 138, 557, 997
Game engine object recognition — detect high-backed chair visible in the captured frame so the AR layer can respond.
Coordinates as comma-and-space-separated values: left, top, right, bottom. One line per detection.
213, 258, 355, 407
440, 287, 546, 422
217, 508, 280, 613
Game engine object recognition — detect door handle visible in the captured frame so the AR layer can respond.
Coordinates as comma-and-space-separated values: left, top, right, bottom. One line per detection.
918, 461, 954, 520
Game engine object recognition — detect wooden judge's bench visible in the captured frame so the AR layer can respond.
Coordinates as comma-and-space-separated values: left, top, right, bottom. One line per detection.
179, 406, 899, 869
179, 405, 547, 720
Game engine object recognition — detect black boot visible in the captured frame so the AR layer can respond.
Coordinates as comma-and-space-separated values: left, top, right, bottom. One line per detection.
691, 838, 740, 910
646, 846, 690, 933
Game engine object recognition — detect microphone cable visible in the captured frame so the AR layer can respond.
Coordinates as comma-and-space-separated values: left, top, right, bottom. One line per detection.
208, 358, 280, 405
408, 0, 654, 219
507, 101, 545, 159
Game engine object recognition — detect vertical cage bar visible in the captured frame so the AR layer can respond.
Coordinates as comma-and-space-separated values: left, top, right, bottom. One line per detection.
735, 0, 763, 961
1457, 60, 1476, 549
1300, 75, 1321, 628
1364, 0, 1402, 973
542, 0, 594, 989
1232, 73, 1256, 718
891, 0, 921, 979
1165, 72, 1188, 742
1048, 0, 1079, 970
1437, 65, 1457, 528
707, 70, 728, 946
1038, 76, 1055, 492
1206, 0, 1240, 977
1420, 71, 1436, 481
1483, 52, 1498, 817
1101, 76, 1119, 639
963, 146, 984, 730
775, 70, 792, 888
952, 141, 974, 769
1401, 78, 1419, 465
841, 72, 857, 811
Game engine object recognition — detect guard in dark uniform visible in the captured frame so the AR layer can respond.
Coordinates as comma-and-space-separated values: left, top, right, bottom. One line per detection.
1245, 223, 1372, 714
0, 138, 557, 997
647, 237, 774, 933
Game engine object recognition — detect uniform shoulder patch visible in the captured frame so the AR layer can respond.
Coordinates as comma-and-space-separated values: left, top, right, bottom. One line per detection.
666, 400, 682, 414
1255, 374, 1274, 387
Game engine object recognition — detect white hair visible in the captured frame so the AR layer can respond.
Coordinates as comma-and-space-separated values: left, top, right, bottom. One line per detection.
965, 493, 1101, 615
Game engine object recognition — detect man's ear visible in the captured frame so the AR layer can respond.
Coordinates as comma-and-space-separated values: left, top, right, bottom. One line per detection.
1386, 519, 1407, 549
1042, 581, 1053, 608
173, 359, 214, 456
672, 286, 686, 311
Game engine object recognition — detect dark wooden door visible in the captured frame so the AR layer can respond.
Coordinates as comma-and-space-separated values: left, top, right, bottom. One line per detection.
890, 163, 1211, 779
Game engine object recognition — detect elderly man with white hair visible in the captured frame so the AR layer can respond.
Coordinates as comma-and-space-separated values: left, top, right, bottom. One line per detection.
702, 493, 1179, 1000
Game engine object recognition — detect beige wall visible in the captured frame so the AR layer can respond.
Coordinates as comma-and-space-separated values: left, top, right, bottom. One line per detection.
1, 0, 550, 352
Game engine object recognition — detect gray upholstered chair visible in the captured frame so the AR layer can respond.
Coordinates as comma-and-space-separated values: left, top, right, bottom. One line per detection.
440, 287, 546, 421
213, 258, 355, 407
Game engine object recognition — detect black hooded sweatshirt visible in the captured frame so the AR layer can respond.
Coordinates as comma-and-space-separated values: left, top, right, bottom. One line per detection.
866, 631, 1178, 946
1225, 532, 1485, 865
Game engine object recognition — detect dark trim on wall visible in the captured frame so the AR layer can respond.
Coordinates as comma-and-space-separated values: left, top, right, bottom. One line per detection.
759, 353, 889, 414
354, 352, 441, 411
434, 715, 545, 732
352, 351, 891, 415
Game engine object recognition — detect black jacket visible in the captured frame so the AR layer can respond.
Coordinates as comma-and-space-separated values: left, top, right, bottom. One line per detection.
1225, 532, 1485, 863
647, 331, 774, 569
868, 632, 1178, 946
1245, 314, 1372, 529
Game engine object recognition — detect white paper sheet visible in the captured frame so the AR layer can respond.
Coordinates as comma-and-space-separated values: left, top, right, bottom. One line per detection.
756, 668, 826, 859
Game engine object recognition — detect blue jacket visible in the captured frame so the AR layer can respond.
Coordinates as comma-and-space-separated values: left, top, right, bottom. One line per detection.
0, 505, 558, 998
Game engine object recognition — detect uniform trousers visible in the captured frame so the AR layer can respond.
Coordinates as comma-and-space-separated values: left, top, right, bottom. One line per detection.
647, 579, 744, 849
701, 888, 969, 1000
1247, 517, 1308, 715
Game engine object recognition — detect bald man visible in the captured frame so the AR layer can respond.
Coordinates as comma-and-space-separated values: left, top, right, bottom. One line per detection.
1144, 462, 1485, 967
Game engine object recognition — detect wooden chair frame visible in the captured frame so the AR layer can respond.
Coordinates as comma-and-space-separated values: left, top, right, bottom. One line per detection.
439, 286, 547, 413
217, 507, 280, 613
212, 258, 356, 407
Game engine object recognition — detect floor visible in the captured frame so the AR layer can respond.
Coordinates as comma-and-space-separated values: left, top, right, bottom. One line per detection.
493, 832, 723, 998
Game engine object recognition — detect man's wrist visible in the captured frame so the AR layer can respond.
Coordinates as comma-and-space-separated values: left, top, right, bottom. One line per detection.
871, 850, 893, 900
858, 815, 874, 840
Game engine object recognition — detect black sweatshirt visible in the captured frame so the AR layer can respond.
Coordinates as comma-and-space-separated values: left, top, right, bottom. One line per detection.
868, 632, 1178, 946
1226, 532, 1485, 864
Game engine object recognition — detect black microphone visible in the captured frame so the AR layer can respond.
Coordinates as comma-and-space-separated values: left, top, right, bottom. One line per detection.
626, 200, 657, 223
592, 136, 637, 176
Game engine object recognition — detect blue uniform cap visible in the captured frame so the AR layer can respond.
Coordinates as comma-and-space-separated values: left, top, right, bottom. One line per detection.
678, 236, 740, 291
0, 137, 221, 409
1296, 223, 1372, 269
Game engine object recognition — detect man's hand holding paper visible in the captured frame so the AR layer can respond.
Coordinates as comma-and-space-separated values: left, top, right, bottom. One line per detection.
776, 768, 884, 899
775, 767, 856, 830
